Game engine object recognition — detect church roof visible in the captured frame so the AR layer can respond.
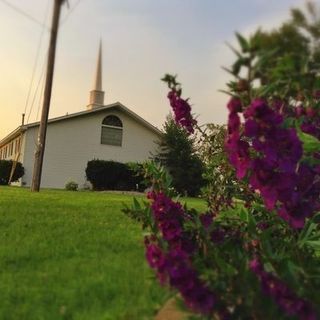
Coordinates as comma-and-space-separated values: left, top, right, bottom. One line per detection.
0, 43, 162, 148
0, 102, 161, 147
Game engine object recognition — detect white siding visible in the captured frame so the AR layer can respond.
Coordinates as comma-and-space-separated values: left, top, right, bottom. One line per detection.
22, 109, 160, 189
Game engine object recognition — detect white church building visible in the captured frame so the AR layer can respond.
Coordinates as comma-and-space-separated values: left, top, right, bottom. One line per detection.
0, 45, 161, 189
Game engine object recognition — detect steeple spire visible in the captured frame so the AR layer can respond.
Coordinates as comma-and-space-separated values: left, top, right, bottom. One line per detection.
87, 40, 105, 110
94, 40, 102, 91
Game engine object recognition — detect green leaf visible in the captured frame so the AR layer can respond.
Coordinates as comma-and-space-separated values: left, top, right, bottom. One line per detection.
299, 222, 317, 245
264, 261, 276, 273
297, 130, 320, 153
226, 42, 242, 58
232, 57, 251, 76
256, 83, 279, 97
305, 240, 320, 251
133, 197, 141, 211
235, 32, 250, 53
221, 66, 241, 79
239, 206, 249, 222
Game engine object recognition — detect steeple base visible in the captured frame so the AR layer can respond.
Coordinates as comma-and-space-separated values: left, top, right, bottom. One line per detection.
87, 90, 105, 110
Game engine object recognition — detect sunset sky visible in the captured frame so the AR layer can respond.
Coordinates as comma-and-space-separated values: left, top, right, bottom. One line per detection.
0, 0, 305, 138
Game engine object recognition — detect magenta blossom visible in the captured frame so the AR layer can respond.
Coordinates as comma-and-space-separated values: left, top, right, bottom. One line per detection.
226, 97, 320, 229
167, 90, 197, 134
249, 257, 316, 320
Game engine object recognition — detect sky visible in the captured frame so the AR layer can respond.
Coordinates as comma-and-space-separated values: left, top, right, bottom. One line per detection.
0, 0, 307, 138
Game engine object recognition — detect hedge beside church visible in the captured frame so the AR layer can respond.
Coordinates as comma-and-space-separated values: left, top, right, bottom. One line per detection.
0, 160, 24, 185
85, 160, 146, 191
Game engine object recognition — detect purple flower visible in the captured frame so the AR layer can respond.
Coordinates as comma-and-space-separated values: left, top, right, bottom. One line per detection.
244, 119, 259, 137
227, 97, 242, 113
225, 137, 251, 179
295, 105, 305, 117
256, 221, 269, 231
250, 257, 316, 319
244, 98, 283, 126
150, 192, 184, 223
225, 97, 319, 228
257, 128, 302, 173
160, 219, 182, 242
249, 159, 280, 209
200, 213, 213, 229
146, 244, 165, 270
179, 234, 197, 253
227, 111, 241, 134
183, 285, 216, 315
271, 98, 284, 112
168, 90, 196, 134
211, 228, 225, 244
249, 257, 263, 274
301, 122, 318, 136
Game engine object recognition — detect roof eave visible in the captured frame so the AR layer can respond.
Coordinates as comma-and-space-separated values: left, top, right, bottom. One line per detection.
26, 102, 162, 136
0, 126, 26, 147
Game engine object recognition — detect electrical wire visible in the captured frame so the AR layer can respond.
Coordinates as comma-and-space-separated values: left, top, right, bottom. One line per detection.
23, 0, 51, 117
26, 0, 83, 123
22, 0, 83, 126
60, 0, 83, 26
26, 62, 46, 125
36, 71, 46, 121
0, 0, 49, 30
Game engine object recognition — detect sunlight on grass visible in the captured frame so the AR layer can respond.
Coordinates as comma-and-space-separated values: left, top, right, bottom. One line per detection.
0, 187, 205, 319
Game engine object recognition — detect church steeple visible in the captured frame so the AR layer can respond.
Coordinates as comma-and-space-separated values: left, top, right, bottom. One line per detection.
87, 41, 105, 110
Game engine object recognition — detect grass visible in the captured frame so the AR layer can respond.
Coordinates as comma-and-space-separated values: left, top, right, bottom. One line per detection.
0, 187, 206, 320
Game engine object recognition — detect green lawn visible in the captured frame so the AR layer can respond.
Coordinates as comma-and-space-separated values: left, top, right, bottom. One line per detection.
0, 187, 206, 320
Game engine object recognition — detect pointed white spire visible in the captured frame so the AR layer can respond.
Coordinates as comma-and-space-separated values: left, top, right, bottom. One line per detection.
87, 39, 105, 110
94, 40, 102, 91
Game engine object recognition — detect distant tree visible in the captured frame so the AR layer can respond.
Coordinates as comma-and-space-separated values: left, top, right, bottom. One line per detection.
154, 115, 204, 196
226, 1, 320, 101
290, 1, 320, 59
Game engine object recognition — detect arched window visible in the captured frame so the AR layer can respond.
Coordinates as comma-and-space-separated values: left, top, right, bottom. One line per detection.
101, 115, 123, 146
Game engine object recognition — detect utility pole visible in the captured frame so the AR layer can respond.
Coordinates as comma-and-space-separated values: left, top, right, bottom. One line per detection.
31, 0, 66, 192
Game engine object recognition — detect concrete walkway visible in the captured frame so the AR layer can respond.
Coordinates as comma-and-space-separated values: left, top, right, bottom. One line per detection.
155, 297, 189, 320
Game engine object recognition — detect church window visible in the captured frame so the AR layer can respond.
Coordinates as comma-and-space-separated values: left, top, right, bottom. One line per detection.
101, 115, 123, 146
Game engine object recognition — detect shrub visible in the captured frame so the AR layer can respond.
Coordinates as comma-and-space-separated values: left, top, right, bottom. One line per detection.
126, 162, 148, 192
124, 5, 320, 318
153, 115, 204, 196
0, 160, 24, 185
65, 181, 78, 191
199, 124, 252, 212
124, 72, 320, 319
85, 160, 146, 191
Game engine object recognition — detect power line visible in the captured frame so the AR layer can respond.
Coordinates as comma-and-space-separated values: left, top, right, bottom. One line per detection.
0, 0, 49, 30
14, 0, 83, 125
36, 72, 46, 121
24, 0, 51, 117
26, 63, 46, 125
61, 0, 83, 26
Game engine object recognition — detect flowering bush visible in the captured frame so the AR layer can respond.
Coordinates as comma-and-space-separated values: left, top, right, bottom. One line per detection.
124, 31, 320, 319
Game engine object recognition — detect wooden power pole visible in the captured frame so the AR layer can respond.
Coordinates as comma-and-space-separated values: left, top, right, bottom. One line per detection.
31, 0, 66, 192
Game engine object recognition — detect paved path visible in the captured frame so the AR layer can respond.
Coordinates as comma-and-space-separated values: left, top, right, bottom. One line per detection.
155, 297, 189, 320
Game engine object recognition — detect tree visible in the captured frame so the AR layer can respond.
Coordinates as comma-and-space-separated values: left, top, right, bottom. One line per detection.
197, 124, 253, 212
226, 1, 320, 102
154, 115, 204, 196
